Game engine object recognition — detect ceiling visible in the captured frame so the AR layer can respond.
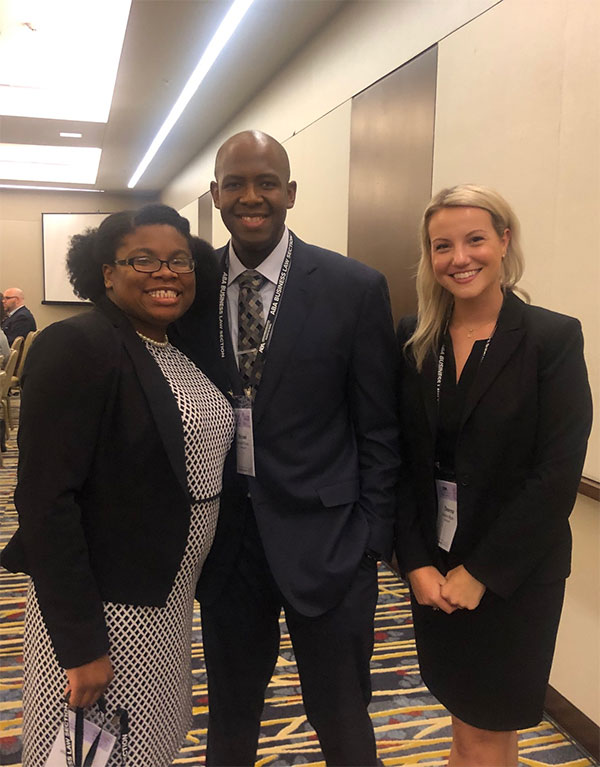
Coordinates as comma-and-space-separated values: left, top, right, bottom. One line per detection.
0, 0, 346, 195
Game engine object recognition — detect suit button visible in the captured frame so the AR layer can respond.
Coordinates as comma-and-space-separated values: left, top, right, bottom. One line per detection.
460, 474, 470, 486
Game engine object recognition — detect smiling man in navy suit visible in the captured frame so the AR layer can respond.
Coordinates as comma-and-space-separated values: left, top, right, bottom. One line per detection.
173, 130, 400, 765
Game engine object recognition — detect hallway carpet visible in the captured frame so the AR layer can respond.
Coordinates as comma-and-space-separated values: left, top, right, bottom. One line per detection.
0, 420, 595, 766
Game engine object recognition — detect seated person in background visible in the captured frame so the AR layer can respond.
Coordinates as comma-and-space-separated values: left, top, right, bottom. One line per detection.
1, 204, 234, 766
1, 287, 37, 345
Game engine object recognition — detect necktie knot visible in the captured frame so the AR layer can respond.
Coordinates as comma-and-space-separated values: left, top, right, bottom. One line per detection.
238, 269, 265, 292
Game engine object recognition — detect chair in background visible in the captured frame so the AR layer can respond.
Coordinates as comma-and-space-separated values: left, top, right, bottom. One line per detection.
11, 329, 39, 394
0, 348, 19, 443
10, 335, 24, 359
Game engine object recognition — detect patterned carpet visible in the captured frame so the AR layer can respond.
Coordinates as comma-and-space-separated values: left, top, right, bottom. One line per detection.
0, 403, 596, 766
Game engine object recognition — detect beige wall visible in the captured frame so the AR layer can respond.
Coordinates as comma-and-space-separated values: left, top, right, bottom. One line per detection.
162, 0, 498, 213
433, 0, 599, 482
550, 494, 600, 723
177, 198, 199, 236
0, 190, 156, 330
162, 0, 599, 724
433, 1, 600, 721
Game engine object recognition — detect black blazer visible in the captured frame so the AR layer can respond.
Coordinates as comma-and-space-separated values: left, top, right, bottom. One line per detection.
172, 234, 401, 616
395, 291, 592, 599
1, 297, 194, 668
1, 305, 37, 345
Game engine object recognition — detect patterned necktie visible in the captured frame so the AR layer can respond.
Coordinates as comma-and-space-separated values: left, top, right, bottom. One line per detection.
237, 269, 266, 388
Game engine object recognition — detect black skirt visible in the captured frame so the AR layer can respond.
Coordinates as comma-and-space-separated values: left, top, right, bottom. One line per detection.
411, 578, 565, 730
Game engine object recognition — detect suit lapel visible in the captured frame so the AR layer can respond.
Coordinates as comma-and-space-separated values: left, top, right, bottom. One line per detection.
97, 297, 189, 498
252, 239, 317, 426
460, 291, 526, 428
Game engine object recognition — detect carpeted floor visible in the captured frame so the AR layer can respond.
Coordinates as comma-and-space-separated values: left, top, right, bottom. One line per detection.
0, 404, 596, 766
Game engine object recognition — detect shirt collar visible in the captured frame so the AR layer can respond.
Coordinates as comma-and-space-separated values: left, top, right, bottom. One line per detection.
227, 227, 289, 286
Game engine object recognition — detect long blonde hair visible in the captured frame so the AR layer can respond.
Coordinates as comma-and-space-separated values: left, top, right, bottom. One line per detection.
406, 184, 526, 370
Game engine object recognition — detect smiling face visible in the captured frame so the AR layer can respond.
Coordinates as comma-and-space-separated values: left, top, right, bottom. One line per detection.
210, 132, 296, 268
102, 224, 195, 340
428, 206, 509, 307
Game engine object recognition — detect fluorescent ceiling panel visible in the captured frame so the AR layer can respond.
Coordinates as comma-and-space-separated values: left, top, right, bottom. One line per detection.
128, 0, 255, 188
0, 184, 103, 192
0, 144, 102, 184
0, 0, 132, 123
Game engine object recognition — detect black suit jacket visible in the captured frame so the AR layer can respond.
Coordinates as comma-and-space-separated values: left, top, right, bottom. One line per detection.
395, 291, 592, 598
172, 234, 400, 616
1, 297, 193, 668
1, 305, 36, 345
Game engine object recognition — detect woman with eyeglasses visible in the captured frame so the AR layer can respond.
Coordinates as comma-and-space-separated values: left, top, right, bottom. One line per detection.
2, 204, 234, 765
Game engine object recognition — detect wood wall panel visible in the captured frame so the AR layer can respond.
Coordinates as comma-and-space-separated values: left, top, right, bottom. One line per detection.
348, 47, 437, 322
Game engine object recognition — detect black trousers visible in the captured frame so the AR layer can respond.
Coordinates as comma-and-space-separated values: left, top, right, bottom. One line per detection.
201, 503, 379, 766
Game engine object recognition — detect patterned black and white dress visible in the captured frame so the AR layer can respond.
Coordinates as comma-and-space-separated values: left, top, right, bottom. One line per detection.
22, 340, 234, 766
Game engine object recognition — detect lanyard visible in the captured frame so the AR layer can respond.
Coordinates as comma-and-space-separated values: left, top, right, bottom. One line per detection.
218, 232, 293, 397
63, 698, 129, 767
436, 327, 495, 405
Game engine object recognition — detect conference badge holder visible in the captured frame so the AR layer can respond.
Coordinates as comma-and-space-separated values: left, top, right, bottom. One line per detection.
46, 697, 129, 767
436, 479, 458, 552
233, 391, 255, 477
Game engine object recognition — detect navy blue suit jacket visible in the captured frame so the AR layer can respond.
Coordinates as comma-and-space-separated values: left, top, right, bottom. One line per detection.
2, 305, 36, 345
172, 234, 401, 616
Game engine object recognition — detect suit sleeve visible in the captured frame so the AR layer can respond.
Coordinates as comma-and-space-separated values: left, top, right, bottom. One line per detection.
394, 318, 435, 574
464, 318, 592, 598
349, 272, 401, 560
14, 321, 113, 668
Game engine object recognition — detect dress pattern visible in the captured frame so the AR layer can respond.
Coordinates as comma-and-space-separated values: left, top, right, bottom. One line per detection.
21, 341, 234, 766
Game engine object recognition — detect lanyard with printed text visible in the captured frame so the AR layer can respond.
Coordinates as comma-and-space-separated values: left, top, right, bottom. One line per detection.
218, 232, 293, 399
436, 326, 496, 405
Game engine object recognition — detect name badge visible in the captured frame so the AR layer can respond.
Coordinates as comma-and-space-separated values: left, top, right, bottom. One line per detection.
46, 709, 116, 767
436, 479, 457, 552
233, 399, 255, 477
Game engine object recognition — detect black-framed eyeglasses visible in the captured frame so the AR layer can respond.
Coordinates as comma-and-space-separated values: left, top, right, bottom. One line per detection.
114, 255, 195, 273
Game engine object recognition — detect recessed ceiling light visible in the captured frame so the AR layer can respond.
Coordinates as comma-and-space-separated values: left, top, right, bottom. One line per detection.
60, 132, 83, 138
0, 143, 102, 184
128, 0, 255, 189
0, 0, 132, 123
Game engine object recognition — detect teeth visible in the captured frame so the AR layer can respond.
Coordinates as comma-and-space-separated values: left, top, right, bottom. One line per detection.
149, 289, 178, 298
453, 270, 478, 279
241, 216, 265, 221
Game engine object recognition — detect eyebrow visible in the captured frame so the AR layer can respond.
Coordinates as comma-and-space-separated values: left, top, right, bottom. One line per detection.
431, 229, 487, 241
222, 172, 279, 182
124, 247, 191, 257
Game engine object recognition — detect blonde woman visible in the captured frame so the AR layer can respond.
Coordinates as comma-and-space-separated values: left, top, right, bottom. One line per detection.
395, 185, 592, 766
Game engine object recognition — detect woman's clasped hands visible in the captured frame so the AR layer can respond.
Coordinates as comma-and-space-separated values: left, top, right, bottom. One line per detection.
408, 565, 486, 613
